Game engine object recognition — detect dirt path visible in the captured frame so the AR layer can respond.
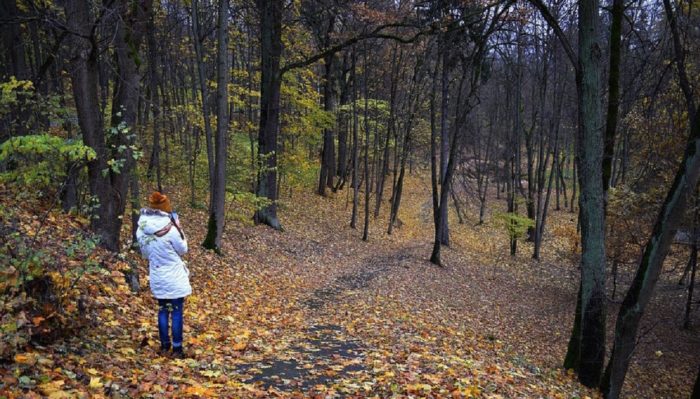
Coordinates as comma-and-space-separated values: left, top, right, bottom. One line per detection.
229, 238, 423, 393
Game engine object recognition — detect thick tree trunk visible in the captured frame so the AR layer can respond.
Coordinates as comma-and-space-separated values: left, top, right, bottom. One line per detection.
318, 54, 337, 196
108, 0, 150, 250
203, 0, 229, 251
563, 0, 606, 388
65, 0, 110, 244
64, 0, 149, 251
253, 0, 283, 230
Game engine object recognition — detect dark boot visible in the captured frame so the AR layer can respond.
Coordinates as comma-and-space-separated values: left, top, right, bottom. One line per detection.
172, 346, 185, 359
158, 343, 171, 356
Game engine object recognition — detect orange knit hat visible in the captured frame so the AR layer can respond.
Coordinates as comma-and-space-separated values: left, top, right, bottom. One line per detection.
149, 192, 172, 213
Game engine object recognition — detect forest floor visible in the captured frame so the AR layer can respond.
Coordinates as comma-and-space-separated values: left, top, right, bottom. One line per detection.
1, 173, 698, 398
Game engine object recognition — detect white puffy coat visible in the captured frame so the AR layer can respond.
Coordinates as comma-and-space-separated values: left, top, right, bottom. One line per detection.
136, 209, 192, 299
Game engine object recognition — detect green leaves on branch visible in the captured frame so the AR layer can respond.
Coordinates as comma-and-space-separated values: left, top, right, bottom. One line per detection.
103, 116, 142, 176
495, 212, 535, 241
1, 77, 71, 136
0, 134, 96, 191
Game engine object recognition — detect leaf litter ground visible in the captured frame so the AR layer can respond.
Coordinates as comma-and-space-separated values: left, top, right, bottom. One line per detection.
1, 175, 697, 398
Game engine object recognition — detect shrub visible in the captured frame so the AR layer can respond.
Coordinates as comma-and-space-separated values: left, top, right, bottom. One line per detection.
495, 212, 535, 242
0, 134, 95, 197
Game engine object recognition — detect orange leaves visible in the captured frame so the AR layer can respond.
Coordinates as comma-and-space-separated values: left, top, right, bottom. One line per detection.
185, 384, 217, 397
232, 341, 248, 352
13, 352, 37, 365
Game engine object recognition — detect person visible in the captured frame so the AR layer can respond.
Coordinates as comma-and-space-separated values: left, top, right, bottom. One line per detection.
136, 191, 191, 358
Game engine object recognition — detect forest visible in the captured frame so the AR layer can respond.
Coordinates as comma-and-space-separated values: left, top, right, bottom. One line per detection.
0, 0, 699, 397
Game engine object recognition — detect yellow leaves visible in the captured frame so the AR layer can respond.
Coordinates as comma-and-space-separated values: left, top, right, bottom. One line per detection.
47, 390, 74, 399
88, 376, 103, 389
119, 347, 136, 356
199, 369, 222, 378
39, 379, 75, 399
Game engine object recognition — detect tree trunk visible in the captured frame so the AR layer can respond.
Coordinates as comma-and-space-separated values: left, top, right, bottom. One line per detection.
570, 149, 577, 213
64, 0, 111, 246
64, 0, 149, 251
684, 194, 699, 329
563, 0, 606, 387
431, 60, 472, 266
430, 118, 461, 266
318, 54, 337, 196
253, 0, 283, 230
350, 46, 359, 229
602, 0, 624, 203
202, 0, 229, 252
191, 0, 215, 201
438, 47, 450, 246
337, 54, 350, 183
362, 45, 370, 241
146, 8, 162, 191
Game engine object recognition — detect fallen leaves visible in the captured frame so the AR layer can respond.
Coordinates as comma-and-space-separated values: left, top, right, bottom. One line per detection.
0, 175, 690, 398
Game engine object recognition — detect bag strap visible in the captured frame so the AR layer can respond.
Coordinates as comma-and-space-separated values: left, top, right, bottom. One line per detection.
169, 216, 185, 240
153, 217, 185, 240
154, 223, 173, 237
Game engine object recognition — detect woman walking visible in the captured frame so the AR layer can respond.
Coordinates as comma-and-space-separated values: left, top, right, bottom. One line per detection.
137, 192, 191, 358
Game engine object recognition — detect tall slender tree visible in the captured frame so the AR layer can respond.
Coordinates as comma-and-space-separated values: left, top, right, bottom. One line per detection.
202, 0, 230, 251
